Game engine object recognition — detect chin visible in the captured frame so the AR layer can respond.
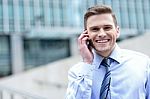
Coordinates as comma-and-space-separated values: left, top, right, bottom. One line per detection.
95, 46, 112, 52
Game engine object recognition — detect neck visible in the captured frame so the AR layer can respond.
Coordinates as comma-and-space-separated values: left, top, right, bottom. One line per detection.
96, 45, 116, 58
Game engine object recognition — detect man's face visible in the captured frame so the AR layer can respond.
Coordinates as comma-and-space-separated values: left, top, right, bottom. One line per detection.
86, 14, 120, 56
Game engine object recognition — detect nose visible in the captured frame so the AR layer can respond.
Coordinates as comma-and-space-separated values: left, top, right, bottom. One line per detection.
97, 28, 107, 37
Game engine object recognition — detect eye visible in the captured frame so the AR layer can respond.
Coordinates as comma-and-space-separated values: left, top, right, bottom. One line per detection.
90, 27, 99, 32
103, 26, 112, 31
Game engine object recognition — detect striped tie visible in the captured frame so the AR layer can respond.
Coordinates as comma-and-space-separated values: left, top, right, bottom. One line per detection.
100, 58, 111, 99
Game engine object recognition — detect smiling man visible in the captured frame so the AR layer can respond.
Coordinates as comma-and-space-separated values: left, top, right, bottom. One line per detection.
65, 5, 150, 99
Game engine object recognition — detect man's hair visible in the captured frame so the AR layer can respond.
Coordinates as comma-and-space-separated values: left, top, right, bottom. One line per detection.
84, 5, 117, 29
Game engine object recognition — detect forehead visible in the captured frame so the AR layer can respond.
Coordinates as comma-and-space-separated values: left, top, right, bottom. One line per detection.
87, 14, 114, 28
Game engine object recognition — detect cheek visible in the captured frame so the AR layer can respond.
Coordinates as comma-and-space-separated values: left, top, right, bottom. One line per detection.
109, 34, 118, 43
88, 33, 96, 39
111, 31, 119, 39
112, 35, 117, 41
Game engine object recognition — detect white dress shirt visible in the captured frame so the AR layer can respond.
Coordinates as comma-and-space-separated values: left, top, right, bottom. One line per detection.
66, 44, 150, 99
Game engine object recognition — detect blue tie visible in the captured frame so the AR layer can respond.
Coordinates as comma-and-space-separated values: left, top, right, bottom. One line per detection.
100, 58, 111, 99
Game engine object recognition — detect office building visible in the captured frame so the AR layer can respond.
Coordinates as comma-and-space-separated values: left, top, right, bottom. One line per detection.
0, 0, 150, 76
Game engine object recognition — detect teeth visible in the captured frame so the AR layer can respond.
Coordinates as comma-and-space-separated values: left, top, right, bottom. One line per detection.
97, 40, 108, 43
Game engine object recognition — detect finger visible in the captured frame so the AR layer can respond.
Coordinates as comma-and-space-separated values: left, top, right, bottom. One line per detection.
78, 33, 88, 45
81, 36, 89, 44
78, 38, 89, 51
78, 33, 89, 39
83, 30, 88, 34
78, 31, 89, 42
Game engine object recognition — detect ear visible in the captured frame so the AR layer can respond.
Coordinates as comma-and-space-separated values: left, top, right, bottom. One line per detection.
116, 26, 120, 39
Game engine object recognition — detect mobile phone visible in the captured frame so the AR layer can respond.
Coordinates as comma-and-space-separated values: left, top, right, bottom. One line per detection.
86, 39, 93, 51
84, 29, 93, 50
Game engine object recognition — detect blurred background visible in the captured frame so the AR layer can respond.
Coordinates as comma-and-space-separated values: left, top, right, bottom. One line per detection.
0, 0, 150, 99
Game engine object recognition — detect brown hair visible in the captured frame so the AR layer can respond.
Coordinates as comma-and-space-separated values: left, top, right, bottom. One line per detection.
84, 5, 117, 29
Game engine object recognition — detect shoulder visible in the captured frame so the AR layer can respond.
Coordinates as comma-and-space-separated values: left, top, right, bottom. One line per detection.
121, 49, 149, 59
119, 49, 150, 68
119, 49, 150, 76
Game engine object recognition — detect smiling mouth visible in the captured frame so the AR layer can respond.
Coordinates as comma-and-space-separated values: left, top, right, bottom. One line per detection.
96, 39, 110, 43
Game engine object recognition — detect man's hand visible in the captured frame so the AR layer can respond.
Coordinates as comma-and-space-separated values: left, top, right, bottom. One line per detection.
78, 30, 94, 64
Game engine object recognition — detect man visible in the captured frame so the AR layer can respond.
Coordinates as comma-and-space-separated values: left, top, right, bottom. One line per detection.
66, 5, 150, 99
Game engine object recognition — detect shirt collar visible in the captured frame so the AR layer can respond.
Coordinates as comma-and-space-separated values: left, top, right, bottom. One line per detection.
92, 43, 122, 69
109, 44, 122, 64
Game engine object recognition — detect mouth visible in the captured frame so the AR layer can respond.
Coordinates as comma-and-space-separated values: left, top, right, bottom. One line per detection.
95, 39, 110, 43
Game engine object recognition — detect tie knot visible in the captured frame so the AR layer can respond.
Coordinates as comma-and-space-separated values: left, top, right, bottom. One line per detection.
101, 58, 110, 68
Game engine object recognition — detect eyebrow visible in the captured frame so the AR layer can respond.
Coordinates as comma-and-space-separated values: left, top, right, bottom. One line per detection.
89, 24, 113, 28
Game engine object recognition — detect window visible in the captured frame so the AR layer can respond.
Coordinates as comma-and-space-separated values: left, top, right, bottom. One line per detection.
39, 0, 45, 26
0, 3, 3, 32
8, 0, 14, 32
127, 0, 137, 29
0, 36, 11, 76
24, 39, 70, 69
29, 0, 35, 26
19, 0, 25, 31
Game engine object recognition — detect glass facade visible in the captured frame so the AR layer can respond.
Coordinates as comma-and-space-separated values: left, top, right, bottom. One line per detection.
8, 0, 15, 32
0, 0, 150, 76
0, 36, 11, 76
0, 1, 3, 32
19, 0, 25, 31
24, 39, 70, 70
